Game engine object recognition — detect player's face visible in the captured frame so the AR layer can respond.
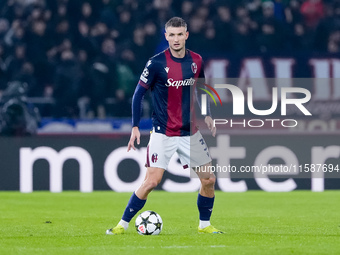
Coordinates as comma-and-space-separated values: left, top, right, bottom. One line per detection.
165, 26, 189, 52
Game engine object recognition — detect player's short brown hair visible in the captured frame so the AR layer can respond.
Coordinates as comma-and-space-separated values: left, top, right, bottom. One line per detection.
165, 17, 187, 31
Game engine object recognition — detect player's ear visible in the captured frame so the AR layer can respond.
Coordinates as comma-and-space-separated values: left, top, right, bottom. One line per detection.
185, 31, 189, 40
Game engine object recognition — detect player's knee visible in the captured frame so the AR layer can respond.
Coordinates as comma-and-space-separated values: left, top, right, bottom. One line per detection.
143, 179, 159, 191
201, 176, 216, 188
209, 176, 216, 186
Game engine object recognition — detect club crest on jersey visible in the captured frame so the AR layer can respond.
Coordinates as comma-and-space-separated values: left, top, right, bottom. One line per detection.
191, 62, 197, 74
151, 153, 158, 163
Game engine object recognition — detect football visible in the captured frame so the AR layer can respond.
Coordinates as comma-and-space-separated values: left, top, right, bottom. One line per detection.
135, 210, 163, 235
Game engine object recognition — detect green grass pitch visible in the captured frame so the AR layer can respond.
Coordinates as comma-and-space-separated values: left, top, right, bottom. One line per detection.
1, 191, 339, 255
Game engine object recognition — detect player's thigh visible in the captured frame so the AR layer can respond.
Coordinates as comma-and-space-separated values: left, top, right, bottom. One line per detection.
146, 131, 177, 169
177, 131, 212, 169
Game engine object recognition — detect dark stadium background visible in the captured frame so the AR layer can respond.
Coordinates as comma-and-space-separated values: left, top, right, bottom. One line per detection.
0, 0, 339, 191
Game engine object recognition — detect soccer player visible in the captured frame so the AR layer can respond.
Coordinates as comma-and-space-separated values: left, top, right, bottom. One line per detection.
106, 17, 222, 235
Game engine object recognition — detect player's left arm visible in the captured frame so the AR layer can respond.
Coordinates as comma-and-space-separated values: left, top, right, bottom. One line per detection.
196, 60, 216, 137
204, 116, 216, 137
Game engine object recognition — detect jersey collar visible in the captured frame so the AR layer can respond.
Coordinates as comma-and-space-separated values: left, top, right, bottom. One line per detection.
167, 48, 189, 63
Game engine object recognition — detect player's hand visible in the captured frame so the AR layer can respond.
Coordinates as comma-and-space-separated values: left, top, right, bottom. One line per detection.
205, 116, 216, 137
127, 127, 140, 151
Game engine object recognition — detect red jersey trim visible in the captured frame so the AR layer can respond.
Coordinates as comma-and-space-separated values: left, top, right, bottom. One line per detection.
164, 49, 183, 136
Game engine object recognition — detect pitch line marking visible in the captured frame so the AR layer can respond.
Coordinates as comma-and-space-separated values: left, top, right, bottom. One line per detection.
134, 245, 227, 249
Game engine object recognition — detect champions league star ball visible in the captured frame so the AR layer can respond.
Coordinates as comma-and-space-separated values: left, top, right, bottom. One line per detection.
135, 211, 163, 235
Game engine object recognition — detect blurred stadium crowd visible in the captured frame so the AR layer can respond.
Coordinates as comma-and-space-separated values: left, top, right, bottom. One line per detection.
0, 0, 339, 118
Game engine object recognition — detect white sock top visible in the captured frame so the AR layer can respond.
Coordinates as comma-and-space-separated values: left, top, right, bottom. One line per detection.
119, 219, 129, 230
199, 220, 211, 229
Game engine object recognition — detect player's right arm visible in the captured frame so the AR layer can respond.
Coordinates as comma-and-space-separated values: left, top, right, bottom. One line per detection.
127, 59, 157, 151
127, 126, 140, 151
127, 84, 147, 151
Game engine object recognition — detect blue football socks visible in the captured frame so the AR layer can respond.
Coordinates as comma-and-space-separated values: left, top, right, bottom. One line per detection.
197, 193, 214, 221
122, 192, 146, 222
